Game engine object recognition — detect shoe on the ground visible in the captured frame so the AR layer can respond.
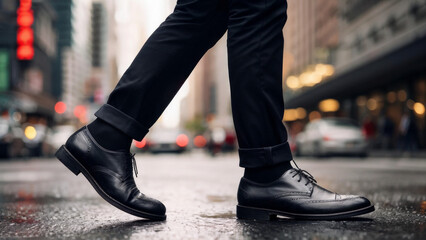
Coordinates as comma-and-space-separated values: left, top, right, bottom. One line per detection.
55, 126, 166, 221
237, 162, 374, 220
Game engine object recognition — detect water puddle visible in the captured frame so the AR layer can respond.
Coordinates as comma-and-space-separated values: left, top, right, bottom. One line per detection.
200, 211, 235, 219
206, 195, 232, 203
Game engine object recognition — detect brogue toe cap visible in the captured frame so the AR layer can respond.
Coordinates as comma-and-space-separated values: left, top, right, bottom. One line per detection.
129, 193, 167, 216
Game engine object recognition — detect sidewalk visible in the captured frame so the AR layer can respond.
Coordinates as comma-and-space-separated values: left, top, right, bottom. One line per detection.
368, 149, 426, 159
1, 154, 425, 239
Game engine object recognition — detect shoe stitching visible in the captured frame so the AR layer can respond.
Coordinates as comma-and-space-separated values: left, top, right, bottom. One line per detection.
239, 185, 310, 201
273, 192, 311, 199
287, 197, 311, 201
304, 197, 363, 204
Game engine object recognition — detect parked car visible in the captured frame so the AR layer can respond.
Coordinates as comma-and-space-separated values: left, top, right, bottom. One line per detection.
147, 128, 189, 153
0, 118, 25, 159
22, 124, 49, 157
295, 118, 368, 157
206, 127, 237, 156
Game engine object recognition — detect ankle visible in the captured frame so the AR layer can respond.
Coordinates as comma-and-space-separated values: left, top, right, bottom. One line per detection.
87, 118, 132, 151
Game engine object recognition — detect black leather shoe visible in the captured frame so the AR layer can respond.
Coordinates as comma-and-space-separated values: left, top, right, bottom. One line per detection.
237, 162, 374, 220
55, 126, 166, 221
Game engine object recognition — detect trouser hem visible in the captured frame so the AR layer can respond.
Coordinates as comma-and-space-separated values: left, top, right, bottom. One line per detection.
94, 104, 148, 141
239, 141, 293, 168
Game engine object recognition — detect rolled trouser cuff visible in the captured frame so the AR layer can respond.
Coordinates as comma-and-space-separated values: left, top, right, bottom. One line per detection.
94, 104, 148, 141
239, 141, 293, 168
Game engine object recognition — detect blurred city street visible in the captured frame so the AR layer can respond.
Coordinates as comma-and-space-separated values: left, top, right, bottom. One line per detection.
0, 152, 425, 239
1, 0, 426, 239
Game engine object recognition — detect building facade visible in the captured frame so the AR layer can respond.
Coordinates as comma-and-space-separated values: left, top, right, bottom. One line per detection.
50, 0, 94, 124
285, 0, 426, 149
180, 34, 234, 134
283, 0, 339, 102
85, 0, 118, 122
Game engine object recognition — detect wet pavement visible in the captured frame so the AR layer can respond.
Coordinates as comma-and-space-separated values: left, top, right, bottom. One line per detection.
0, 151, 425, 239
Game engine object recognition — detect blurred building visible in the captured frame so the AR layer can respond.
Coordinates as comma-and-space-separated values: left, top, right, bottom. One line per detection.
0, 0, 57, 125
285, 0, 426, 149
86, 0, 118, 121
180, 35, 233, 133
205, 36, 233, 130
49, 0, 92, 123
283, 0, 339, 101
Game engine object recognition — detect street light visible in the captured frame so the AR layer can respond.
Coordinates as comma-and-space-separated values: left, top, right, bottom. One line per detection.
319, 99, 340, 112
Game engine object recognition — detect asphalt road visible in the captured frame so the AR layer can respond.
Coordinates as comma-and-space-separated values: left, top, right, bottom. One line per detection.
0, 151, 425, 239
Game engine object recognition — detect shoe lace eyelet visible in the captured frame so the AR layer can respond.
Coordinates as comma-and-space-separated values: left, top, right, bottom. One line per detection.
290, 160, 317, 186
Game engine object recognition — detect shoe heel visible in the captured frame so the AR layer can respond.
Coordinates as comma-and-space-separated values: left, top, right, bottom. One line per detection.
236, 205, 275, 221
55, 145, 81, 176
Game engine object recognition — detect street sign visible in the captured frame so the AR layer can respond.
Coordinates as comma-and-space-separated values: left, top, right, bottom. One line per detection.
0, 50, 9, 91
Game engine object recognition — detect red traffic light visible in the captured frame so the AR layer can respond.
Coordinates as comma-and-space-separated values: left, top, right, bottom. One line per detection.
17, 27, 34, 45
17, 10, 34, 27
19, 0, 32, 10
17, 45, 34, 60
16, 0, 34, 60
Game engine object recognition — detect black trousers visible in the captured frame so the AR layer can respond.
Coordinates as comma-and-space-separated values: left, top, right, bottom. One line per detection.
95, 0, 293, 168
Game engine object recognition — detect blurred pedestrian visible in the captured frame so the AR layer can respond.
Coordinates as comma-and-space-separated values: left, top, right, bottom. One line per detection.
398, 111, 418, 152
362, 115, 377, 148
378, 112, 395, 149
55, 0, 374, 221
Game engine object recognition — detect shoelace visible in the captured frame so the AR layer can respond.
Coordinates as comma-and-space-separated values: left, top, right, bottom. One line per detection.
291, 160, 317, 186
131, 153, 138, 178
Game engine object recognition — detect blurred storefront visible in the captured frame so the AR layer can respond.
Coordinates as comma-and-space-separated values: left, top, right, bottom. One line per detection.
0, 0, 57, 125
284, 0, 426, 149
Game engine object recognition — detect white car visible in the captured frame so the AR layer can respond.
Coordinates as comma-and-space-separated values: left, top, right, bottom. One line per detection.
147, 128, 189, 153
295, 118, 368, 157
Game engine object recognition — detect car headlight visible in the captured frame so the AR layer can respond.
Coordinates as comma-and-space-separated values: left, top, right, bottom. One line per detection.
24, 126, 37, 140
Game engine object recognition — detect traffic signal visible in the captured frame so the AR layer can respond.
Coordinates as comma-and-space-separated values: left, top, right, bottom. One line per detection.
16, 0, 34, 60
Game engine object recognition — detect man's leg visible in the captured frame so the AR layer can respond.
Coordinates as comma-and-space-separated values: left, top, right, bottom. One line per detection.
227, 0, 292, 182
93, 0, 228, 143
56, 0, 228, 220
227, 0, 375, 220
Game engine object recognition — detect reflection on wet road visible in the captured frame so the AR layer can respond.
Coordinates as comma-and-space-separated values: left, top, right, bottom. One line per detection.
0, 153, 425, 239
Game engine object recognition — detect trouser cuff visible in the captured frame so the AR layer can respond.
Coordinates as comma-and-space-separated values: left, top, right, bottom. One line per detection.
239, 141, 293, 168
94, 104, 148, 141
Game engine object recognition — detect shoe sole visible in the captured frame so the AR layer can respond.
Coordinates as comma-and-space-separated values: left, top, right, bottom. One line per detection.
55, 145, 166, 221
236, 204, 375, 221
